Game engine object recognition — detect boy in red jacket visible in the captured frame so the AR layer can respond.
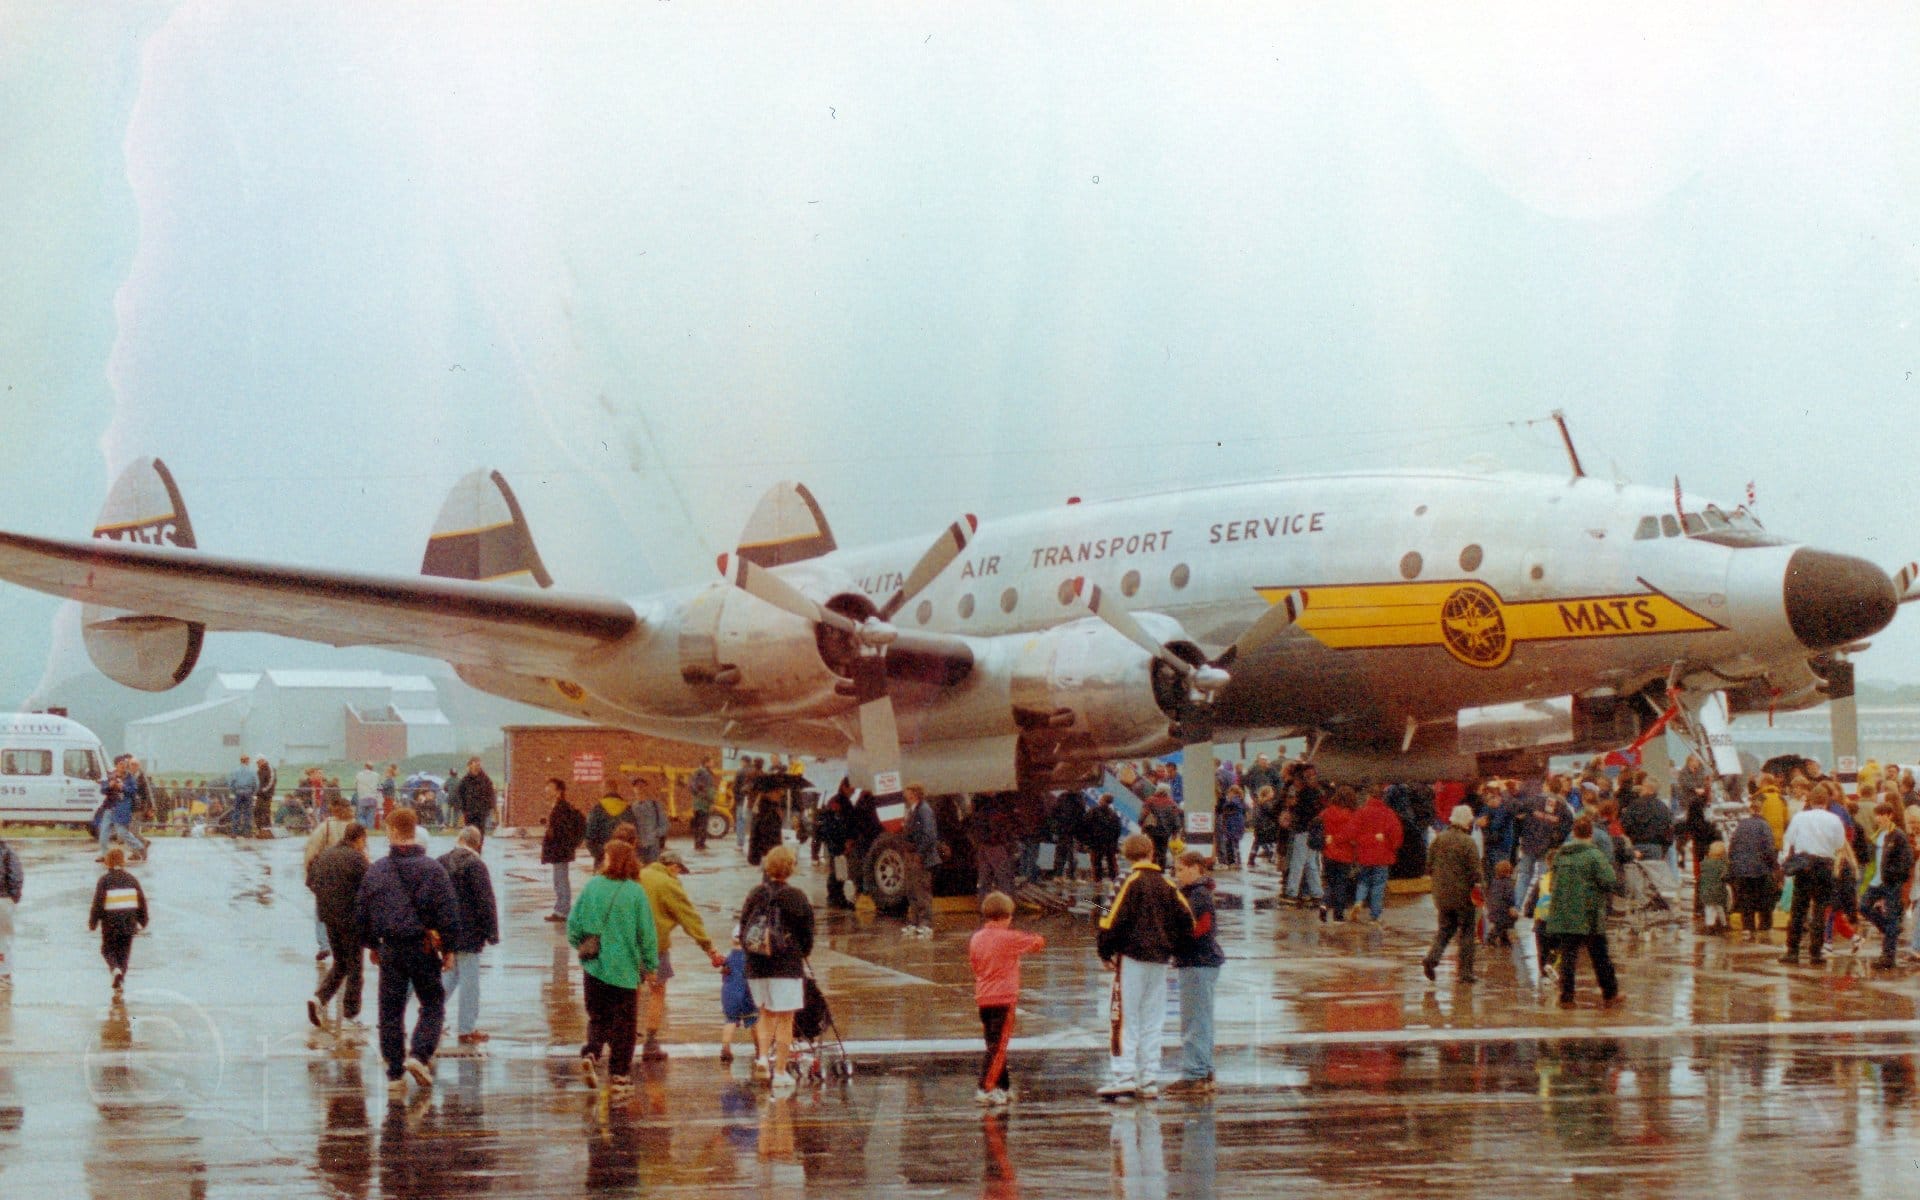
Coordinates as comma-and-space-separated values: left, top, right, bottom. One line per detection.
968, 890, 1046, 1107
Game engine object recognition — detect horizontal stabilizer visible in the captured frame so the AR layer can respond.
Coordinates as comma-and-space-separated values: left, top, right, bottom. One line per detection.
0, 529, 639, 677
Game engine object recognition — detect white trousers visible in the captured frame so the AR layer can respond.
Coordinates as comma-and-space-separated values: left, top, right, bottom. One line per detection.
1108, 956, 1168, 1087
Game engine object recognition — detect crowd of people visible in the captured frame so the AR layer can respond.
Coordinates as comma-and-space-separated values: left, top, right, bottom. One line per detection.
18, 737, 1920, 1113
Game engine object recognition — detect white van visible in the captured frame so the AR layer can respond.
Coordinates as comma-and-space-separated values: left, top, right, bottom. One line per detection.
0, 713, 108, 825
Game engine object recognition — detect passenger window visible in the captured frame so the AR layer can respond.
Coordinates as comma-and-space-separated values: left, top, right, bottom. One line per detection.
1459, 544, 1484, 571
1170, 564, 1190, 590
64, 749, 101, 780
1000, 587, 1019, 614
915, 599, 932, 626
1057, 579, 1078, 606
1633, 516, 1660, 541
1120, 570, 1142, 598
1400, 552, 1423, 580
1661, 515, 1681, 538
2, 749, 52, 776
958, 594, 975, 620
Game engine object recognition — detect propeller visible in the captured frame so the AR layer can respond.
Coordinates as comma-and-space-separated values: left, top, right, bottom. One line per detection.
1072, 578, 1307, 710
1895, 562, 1920, 604
717, 514, 977, 796
878, 516, 977, 620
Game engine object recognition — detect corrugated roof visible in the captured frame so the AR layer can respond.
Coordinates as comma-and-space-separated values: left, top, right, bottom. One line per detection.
128, 695, 247, 726
263, 670, 436, 691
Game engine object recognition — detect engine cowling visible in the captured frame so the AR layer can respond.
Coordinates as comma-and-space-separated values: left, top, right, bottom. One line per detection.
1007, 614, 1194, 767
672, 581, 847, 718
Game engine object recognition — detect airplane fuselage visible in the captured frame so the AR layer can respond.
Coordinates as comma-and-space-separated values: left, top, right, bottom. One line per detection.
482, 468, 1885, 788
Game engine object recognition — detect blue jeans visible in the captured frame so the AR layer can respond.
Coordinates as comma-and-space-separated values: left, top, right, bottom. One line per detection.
1286, 834, 1322, 900
1177, 965, 1219, 1081
442, 950, 482, 1035
1323, 861, 1354, 917
99, 817, 145, 855
377, 943, 445, 1077
314, 914, 328, 951
229, 798, 254, 837
1514, 853, 1546, 911
551, 861, 573, 917
356, 800, 378, 831
1355, 865, 1389, 919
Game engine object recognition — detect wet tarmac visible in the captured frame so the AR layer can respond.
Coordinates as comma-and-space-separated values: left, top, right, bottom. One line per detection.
5, 831, 1920, 1196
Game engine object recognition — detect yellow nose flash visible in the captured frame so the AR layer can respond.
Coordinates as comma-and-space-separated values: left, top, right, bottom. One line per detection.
1256, 579, 1722, 670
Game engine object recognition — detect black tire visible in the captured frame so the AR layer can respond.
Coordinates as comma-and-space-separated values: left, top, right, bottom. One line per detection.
702, 810, 731, 840
863, 832, 912, 914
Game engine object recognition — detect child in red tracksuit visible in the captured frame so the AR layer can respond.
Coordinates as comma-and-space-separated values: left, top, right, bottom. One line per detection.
968, 890, 1045, 1107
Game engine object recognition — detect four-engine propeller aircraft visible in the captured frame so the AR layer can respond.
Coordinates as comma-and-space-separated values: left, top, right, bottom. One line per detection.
0, 450, 1914, 813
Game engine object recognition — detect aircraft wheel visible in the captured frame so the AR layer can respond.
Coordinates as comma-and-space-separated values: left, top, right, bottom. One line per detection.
703, 811, 731, 840
863, 834, 911, 914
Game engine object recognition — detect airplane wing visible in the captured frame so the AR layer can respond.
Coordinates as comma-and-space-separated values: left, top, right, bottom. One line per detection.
0, 529, 641, 676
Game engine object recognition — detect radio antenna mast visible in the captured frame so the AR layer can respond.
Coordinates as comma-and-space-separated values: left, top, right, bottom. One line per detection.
1552, 409, 1586, 479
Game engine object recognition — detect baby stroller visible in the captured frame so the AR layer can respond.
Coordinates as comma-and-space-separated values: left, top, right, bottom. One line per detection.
1612, 857, 1688, 935
788, 965, 853, 1083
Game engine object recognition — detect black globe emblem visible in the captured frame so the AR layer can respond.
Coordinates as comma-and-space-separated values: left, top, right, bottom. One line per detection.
1440, 584, 1510, 668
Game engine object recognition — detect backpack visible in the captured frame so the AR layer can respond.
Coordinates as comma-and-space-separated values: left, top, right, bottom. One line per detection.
740, 886, 793, 958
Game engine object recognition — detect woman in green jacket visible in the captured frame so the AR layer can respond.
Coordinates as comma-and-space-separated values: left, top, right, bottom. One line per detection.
568, 840, 659, 1096
1544, 817, 1620, 1009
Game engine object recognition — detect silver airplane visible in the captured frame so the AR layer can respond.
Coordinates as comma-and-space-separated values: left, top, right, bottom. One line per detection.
0, 452, 1912, 814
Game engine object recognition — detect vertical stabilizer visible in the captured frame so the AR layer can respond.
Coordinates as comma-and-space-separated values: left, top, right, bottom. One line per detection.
421, 469, 553, 587
735, 481, 837, 568
82, 457, 206, 690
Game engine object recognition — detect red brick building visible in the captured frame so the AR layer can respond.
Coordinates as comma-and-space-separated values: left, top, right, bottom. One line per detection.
502, 725, 714, 829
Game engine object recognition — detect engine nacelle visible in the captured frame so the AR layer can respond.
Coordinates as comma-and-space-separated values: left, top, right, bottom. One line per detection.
672, 582, 847, 718
1007, 614, 1190, 765
82, 457, 204, 692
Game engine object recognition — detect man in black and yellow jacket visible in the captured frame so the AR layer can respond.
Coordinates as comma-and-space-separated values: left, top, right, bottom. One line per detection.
1095, 833, 1193, 1100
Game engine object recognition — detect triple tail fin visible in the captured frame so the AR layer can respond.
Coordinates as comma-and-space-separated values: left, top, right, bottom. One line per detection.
421, 469, 553, 588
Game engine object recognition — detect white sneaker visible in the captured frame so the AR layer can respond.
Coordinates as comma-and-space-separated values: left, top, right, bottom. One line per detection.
579, 1053, 600, 1089
387, 1077, 408, 1100
753, 1056, 771, 1079
403, 1057, 434, 1089
1097, 1080, 1137, 1100
1139, 1082, 1161, 1099
770, 1074, 797, 1097
918, 925, 935, 938
987, 1088, 1010, 1106
974, 1088, 993, 1105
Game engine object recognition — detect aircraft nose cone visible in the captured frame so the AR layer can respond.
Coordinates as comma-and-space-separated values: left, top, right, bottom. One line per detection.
1783, 548, 1897, 650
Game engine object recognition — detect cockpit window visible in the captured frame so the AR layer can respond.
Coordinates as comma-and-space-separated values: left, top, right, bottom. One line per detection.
1661, 514, 1681, 538
1634, 516, 1661, 541
1673, 504, 1787, 547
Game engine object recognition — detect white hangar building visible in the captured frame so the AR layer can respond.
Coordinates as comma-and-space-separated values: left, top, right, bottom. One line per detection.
124, 669, 480, 775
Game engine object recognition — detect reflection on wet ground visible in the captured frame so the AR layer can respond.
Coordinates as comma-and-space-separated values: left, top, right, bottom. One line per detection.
7, 1032, 1920, 1197
4, 836, 1920, 1195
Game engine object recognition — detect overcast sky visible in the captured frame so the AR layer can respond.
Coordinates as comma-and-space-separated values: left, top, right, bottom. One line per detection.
2, 2, 1916, 713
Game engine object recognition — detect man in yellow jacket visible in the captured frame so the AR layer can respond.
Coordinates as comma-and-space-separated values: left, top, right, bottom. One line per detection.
636, 849, 727, 1061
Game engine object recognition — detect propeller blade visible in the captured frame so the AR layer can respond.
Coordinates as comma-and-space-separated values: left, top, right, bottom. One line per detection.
1214, 589, 1307, 667
716, 552, 859, 636
1075, 578, 1195, 679
878, 515, 979, 621
844, 653, 904, 796
1895, 561, 1920, 604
